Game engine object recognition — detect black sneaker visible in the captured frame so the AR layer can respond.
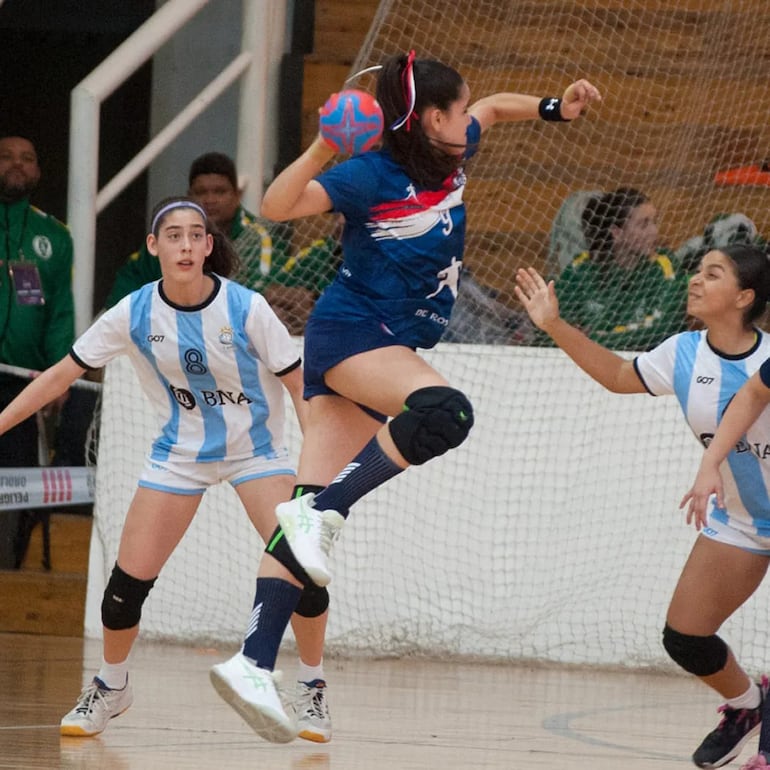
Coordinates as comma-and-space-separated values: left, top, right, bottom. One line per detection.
692, 677, 768, 768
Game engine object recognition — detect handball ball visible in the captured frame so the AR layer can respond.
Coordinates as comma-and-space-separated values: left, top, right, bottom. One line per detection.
319, 89, 384, 155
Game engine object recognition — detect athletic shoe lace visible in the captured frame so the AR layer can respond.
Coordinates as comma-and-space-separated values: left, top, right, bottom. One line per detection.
298, 682, 327, 720
307, 689, 326, 720
74, 682, 105, 715
715, 702, 759, 732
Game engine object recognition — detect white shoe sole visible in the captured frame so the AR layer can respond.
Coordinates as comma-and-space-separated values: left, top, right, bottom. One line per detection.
59, 700, 132, 737
210, 667, 296, 743
298, 726, 332, 743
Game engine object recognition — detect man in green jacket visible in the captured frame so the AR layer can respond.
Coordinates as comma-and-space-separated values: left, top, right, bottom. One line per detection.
106, 152, 340, 335
0, 135, 75, 567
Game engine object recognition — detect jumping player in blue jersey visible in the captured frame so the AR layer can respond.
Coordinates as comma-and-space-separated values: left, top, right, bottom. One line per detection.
206, 50, 599, 739
515, 243, 770, 769
258, 51, 600, 583
0, 197, 334, 744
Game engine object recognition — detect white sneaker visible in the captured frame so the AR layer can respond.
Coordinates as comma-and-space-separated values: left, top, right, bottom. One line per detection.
295, 679, 332, 743
60, 676, 133, 737
210, 652, 296, 743
276, 493, 344, 587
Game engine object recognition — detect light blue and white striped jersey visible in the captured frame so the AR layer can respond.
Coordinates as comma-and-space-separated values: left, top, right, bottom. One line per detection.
635, 328, 770, 537
71, 275, 300, 463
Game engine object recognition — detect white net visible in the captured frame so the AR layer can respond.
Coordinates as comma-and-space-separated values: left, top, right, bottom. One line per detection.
300, 0, 770, 346
89, 0, 770, 670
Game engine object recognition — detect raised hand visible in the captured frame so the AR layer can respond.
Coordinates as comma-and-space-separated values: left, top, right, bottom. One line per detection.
514, 267, 561, 331
560, 79, 602, 120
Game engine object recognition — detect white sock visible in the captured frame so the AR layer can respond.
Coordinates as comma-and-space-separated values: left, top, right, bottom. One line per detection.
297, 658, 325, 683
726, 681, 760, 710
97, 658, 129, 690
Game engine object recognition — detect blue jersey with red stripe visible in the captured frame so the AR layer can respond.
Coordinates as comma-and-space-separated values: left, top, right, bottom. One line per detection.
312, 117, 482, 350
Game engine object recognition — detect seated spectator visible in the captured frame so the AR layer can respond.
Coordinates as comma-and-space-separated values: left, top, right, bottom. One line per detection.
106, 152, 340, 335
549, 187, 689, 351
546, 188, 602, 277
443, 269, 535, 344
674, 211, 764, 274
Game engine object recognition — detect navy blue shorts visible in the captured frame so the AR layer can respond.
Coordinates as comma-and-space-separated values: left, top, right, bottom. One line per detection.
303, 316, 405, 421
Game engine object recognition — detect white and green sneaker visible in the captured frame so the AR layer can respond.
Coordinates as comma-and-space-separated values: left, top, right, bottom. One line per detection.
210, 652, 296, 743
276, 493, 344, 587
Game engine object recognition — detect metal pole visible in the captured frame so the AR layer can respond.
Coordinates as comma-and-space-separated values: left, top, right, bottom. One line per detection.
237, 0, 283, 212
67, 0, 211, 334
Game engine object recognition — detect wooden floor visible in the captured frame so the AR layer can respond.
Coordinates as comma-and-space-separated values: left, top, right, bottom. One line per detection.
0, 632, 757, 769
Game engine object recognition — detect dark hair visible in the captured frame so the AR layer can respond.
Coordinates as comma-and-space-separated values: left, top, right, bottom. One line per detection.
149, 196, 240, 278
720, 242, 770, 324
188, 152, 238, 191
582, 187, 650, 262
376, 53, 466, 188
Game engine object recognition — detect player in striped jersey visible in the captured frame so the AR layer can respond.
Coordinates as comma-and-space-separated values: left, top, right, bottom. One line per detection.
259, 51, 600, 593
0, 197, 332, 743
682, 292, 770, 770
515, 243, 770, 769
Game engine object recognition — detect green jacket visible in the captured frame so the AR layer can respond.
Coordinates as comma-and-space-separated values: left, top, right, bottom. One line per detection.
105, 206, 339, 307
551, 249, 689, 351
0, 199, 75, 370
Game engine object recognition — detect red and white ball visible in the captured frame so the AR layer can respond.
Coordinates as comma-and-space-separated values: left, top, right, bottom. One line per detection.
319, 89, 384, 155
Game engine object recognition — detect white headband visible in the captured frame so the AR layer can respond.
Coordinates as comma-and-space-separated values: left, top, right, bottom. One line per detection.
151, 200, 206, 234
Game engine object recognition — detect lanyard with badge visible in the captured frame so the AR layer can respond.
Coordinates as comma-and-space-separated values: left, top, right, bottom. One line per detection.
5, 205, 45, 306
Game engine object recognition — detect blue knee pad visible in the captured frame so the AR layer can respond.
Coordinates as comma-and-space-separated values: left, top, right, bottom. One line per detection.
388, 386, 474, 465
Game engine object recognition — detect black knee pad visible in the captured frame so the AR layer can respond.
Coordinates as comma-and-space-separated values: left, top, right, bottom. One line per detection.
294, 583, 330, 618
662, 623, 728, 676
388, 386, 474, 465
101, 563, 157, 631
292, 484, 324, 500
265, 524, 312, 586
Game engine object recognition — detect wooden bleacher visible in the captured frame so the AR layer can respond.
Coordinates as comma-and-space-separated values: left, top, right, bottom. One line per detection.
301, 0, 770, 299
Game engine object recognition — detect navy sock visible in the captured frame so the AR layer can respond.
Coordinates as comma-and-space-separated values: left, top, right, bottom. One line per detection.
313, 437, 403, 518
242, 578, 302, 670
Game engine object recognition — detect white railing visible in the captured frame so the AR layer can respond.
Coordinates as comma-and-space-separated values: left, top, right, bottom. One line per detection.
67, 0, 283, 335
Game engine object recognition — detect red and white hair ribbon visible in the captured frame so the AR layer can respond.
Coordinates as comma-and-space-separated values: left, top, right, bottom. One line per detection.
391, 49, 417, 131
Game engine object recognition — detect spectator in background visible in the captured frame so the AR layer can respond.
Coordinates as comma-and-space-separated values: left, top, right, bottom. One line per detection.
675, 211, 764, 274
0, 135, 76, 567
551, 187, 689, 351
106, 152, 339, 335
546, 188, 602, 277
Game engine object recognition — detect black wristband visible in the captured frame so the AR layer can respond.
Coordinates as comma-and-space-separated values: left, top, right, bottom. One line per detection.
539, 97, 571, 122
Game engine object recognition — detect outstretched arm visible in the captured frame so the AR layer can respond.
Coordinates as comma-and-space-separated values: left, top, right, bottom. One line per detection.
469, 79, 601, 132
514, 267, 644, 394
0, 356, 86, 436
680, 370, 770, 529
